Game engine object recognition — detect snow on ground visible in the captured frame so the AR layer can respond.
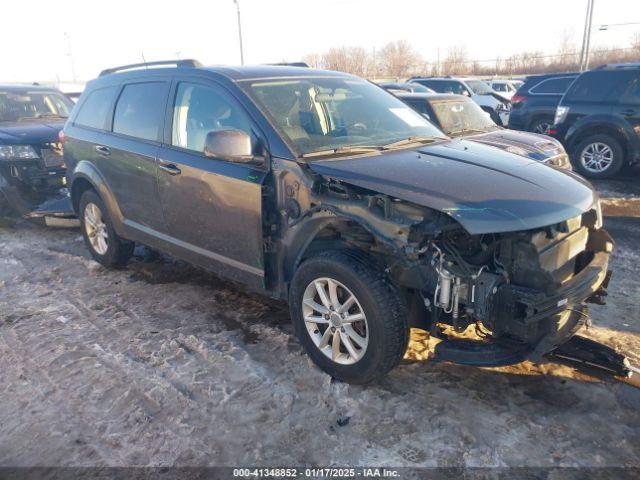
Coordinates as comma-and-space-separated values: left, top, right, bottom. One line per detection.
0, 183, 639, 468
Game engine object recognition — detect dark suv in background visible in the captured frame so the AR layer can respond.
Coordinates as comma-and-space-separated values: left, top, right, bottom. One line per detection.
63, 60, 611, 384
508, 72, 579, 134
550, 64, 640, 178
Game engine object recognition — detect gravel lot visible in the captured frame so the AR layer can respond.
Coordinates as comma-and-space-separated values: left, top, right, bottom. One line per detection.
0, 180, 638, 469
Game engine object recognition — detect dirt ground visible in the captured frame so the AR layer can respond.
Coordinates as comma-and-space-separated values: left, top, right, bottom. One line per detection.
0, 179, 638, 469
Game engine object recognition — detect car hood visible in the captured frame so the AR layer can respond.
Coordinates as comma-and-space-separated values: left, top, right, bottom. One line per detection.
307, 139, 597, 235
0, 120, 65, 145
464, 129, 565, 162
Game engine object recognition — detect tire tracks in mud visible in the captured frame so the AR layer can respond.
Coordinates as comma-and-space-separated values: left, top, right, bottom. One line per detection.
2, 223, 639, 467
0, 236, 315, 464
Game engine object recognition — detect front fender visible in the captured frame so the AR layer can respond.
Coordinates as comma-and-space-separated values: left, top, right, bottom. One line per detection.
71, 160, 125, 234
281, 214, 342, 285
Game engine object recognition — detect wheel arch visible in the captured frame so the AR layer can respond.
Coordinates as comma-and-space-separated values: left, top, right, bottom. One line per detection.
70, 161, 125, 233
526, 113, 554, 132
283, 216, 380, 286
566, 117, 631, 157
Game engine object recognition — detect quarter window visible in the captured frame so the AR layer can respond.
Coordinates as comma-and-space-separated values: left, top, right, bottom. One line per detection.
422, 80, 468, 95
611, 72, 640, 105
565, 72, 617, 102
530, 77, 576, 95
171, 82, 256, 154
74, 86, 118, 130
113, 82, 166, 141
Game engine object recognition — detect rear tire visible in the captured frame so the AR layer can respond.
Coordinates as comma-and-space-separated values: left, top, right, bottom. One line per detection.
79, 190, 133, 267
528, 117, 553, 135
572, 134, 625, 179
289, 250, 409, 384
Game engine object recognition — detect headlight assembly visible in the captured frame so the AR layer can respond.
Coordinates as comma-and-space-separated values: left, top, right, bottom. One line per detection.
0, 145, 40, 159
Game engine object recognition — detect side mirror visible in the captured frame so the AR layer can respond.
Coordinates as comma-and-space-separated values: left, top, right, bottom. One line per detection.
204, 129, 263, 165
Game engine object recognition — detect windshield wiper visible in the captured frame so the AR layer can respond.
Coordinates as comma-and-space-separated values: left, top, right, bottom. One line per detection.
380, 135, 442, 150
301, 145, 384, 158
35, 113, 67, 119
449, 128, 487, 136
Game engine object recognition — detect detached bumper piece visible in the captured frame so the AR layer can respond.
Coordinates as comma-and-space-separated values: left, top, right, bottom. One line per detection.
547, 335, 640, 388
25, 194, 79, 227
0, 180, 78, 228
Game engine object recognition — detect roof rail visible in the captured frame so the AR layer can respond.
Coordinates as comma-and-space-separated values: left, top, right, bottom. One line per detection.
99, 59, 202, 77
594, 62, 640, 70
267, 62, 309, 68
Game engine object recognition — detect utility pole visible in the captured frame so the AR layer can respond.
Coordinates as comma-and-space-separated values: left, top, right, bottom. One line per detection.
64, 32, 77, 82
233, 0, 245, 65
579, 0, 595, 71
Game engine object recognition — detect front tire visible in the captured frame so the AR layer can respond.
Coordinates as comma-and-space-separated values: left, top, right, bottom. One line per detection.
289, 250, 409, 384
572, 134, 625, 178
79, 190, 133, 267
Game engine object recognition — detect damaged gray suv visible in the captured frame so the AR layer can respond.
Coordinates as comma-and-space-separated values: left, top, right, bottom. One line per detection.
63, 61, 613, 384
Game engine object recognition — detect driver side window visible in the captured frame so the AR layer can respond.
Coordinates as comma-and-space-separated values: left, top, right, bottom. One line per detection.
171, 82, 256, 154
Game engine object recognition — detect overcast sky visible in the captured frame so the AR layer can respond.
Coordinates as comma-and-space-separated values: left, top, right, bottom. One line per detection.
1, 0, 639, 82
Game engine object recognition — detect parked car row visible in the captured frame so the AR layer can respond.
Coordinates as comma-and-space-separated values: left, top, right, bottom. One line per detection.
381, 63, 640, 179
396, 92, 571, 169
407, 76, 511, 126
54, 60, 613, 384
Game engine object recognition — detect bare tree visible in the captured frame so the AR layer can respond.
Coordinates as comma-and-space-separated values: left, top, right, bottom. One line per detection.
318, 47, 371, 76
346, 47, 369, 77
442, 46, 469, 75
557, 30, 578, 68
379, 40, 422, 78
303, 53, 323, 69
632, 31, 640, 56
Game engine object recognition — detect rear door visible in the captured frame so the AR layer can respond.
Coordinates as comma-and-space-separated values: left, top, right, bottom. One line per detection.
609, 70, 640, 149
156, 77, 268, 288
103, 80, 169, 233
562, 71, 614, 123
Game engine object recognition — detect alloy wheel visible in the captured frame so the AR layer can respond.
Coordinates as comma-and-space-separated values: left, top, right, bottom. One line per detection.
84, 202, 109, 255
533, 121, 551, 134
302, 277, 369, 365
580, 142, 614, 173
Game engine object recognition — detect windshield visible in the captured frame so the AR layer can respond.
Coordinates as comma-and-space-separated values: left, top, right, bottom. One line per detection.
465, 80, 494, 95
243, 77, 444, 156
430, 98, 496, 135
0, 91, 73, 122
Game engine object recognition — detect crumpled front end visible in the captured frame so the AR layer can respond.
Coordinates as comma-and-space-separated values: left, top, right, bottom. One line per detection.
420, 207, 613, 357
288, 171, 612, 361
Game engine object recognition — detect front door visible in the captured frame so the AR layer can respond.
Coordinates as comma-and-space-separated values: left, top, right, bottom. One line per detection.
156, 79, 267, 288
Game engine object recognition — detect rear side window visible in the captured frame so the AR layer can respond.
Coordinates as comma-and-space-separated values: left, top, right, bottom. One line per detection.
530, 77, 576, 95
74, 86, 117, 130
565, 71, 619, 102
610, 71, 640, 105
113, 82, 167, 141
405, 100, 430, 117
421, 80, 467, 95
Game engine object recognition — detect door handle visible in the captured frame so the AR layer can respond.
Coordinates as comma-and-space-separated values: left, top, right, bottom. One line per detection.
95, 145, 111, 156
620, 109, 636, 117
158, 162, 181, 176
